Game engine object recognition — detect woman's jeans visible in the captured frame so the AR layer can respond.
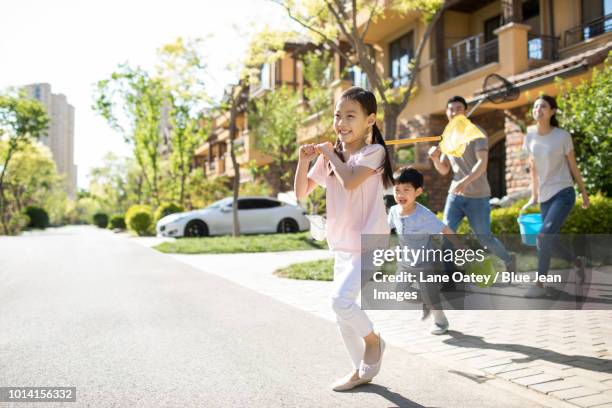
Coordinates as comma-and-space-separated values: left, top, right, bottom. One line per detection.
537, 187, 576, 276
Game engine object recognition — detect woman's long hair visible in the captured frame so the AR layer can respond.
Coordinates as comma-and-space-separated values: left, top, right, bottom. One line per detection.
535, 94, 560, 127
333, 86, 394, 188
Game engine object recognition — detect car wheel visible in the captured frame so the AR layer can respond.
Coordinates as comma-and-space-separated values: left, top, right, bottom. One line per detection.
184, 220, 209, 237
277, 218, 299, 233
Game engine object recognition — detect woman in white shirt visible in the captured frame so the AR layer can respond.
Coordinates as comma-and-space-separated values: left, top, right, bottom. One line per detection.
522, 95, 589, 298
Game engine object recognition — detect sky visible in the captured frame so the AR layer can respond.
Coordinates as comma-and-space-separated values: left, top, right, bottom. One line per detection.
0, 0, 297, 189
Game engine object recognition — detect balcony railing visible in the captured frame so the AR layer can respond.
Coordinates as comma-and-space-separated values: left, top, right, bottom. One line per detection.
528, 34, 560, 61
434, 34, 499, 84
564, 13, 612, 48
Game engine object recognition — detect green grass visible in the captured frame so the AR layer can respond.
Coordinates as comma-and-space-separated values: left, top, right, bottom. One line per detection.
274, 253, 574, 282
275, 258, 334, 281
153, 232, 327, 254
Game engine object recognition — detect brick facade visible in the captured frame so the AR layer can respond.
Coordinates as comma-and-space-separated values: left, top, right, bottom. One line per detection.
504, 106, 531, 195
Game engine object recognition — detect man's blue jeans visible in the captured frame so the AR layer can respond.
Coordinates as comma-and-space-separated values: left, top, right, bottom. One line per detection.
443, 193, 512, 265
537, 187, 576, 276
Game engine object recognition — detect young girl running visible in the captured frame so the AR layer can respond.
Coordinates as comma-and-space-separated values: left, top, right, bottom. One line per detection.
523, 95, 590, 298
294, 87, 394, 391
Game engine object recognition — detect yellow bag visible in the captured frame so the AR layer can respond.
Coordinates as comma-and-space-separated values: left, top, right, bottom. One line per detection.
439, 114, 486, 157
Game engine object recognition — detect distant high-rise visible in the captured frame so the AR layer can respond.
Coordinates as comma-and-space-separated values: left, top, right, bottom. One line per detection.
23, 83, 77, 198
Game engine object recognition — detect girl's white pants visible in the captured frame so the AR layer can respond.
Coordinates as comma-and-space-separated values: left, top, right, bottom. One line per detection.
331, 251, 374, 369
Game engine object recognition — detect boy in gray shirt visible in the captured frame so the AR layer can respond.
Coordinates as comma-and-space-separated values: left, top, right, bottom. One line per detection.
388, 167, 457, 335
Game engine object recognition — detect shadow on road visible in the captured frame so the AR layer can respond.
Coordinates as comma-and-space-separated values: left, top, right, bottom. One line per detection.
345, 383, 429, 407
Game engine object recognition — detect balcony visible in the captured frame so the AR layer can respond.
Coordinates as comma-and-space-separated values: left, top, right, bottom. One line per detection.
528, 34, 559, 62
564, 14, 612, 48
434, 34, 499, 84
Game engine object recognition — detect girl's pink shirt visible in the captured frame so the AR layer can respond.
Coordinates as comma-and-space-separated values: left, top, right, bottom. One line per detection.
307, 144, 390, 253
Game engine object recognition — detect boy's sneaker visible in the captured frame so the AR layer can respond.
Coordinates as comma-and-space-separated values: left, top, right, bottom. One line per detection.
574, 256, 586, 285
431, 322, 449, 335
524, 285, 547, 298
431, 311, 449, 335
506, 253, 517, 273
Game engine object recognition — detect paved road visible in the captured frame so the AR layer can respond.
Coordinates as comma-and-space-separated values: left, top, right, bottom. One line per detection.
0, 226, 548, 407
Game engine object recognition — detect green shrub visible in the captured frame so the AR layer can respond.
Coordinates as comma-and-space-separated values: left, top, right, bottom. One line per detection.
126, 205, 154, 236
109, 214, 126, 230
449, 193, 611, 234
562, 193, 612, 234
24, 206, 49, 229
154, 202, 184, 223
92, 212, 109, 228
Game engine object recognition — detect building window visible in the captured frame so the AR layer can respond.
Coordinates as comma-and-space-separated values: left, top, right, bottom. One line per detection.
260, 63, 271, 89
348, 65, 370, 90
389, 31, 414, 88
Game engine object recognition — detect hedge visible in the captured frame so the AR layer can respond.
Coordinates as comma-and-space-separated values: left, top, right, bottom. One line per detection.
125, 205, 154, 236
24, 206, 49, 229
453, 193, 611, 234
92, 212, 109, 228
109, 214, 126, 230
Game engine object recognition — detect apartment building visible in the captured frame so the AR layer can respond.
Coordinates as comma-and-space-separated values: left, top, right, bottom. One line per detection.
298, 0, 611, 210
24, 83, 78, 198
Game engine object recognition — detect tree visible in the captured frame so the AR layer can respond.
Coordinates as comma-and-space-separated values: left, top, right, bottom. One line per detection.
156, 38, 210, 206
0, 91, 49, 234
557, 52, 612, 196
272, 0, 445, 144
93, 65, 166, 206
1, 143, 63, 212
226, 82, 249, 237
88, 152, 133, 213
248, 86, 303, 195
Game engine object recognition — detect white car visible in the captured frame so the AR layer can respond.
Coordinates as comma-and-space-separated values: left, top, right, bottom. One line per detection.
156, 196, 310, 238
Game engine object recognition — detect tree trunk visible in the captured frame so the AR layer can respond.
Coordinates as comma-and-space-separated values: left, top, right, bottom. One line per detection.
0, 143, 16, 235
228, 84, 243, 237
383, 105, 399, 164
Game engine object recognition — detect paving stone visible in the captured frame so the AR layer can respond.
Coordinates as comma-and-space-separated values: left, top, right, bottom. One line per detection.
564, 367, 612, 382
512, 373, 562, 386
568, 393, 612, 408
529, 379, 582, 394
550, 387, 601, 400
497, 367, 544, 380
564, 375, 612, 391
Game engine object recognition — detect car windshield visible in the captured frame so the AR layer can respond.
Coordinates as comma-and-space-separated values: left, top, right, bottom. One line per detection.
205, 198, 232, 210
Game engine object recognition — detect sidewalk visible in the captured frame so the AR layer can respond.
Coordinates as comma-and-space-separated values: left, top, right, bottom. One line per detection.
131, 235, 612, 408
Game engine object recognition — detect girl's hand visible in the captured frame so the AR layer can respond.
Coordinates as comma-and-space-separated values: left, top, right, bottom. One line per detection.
299, 144, 318, 162
581, 191, 590, 209
315, 142, 334, 156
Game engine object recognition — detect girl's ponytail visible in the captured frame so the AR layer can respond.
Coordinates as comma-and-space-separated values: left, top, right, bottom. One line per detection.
370, 123, 394, 188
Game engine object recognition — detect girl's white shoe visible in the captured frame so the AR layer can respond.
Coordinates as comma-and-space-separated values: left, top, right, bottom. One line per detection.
358, 335, 386, 380
331, 373, 371, 391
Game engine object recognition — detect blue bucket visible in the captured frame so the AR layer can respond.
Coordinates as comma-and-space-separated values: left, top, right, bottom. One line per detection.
517, 213, 542, 246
